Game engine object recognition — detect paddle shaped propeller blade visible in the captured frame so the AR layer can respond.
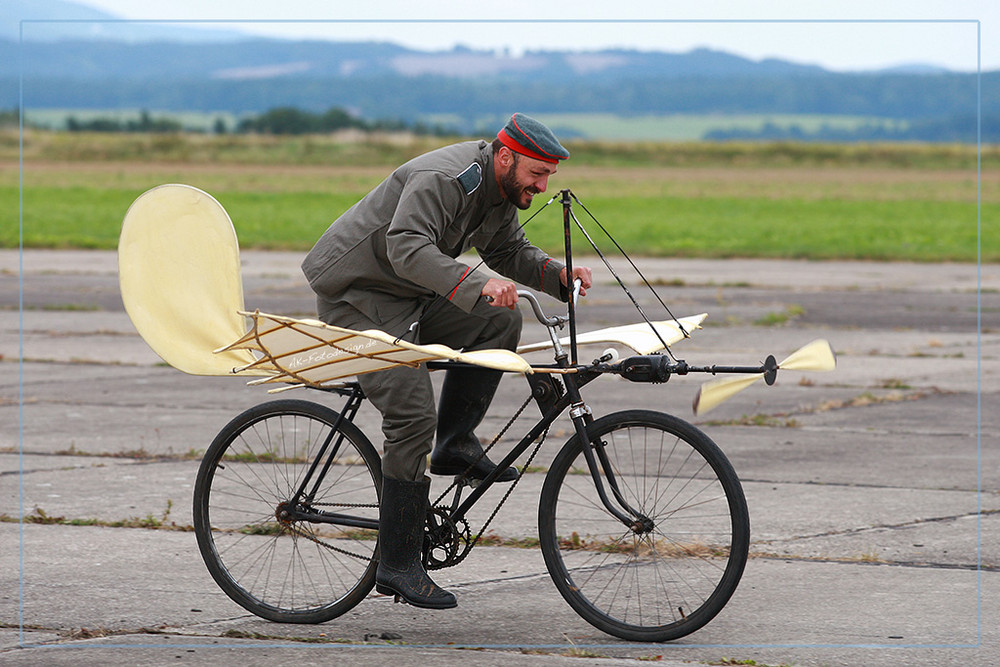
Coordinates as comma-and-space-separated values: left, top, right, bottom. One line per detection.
692, 373, 763, 415
692, 339, 836, 415
776, 338, 837, 372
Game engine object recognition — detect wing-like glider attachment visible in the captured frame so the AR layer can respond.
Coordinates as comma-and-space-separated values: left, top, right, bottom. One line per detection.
118, 184, 550, 387
218, 311, 535, 389
118, 184, 267, 376
517, 314, 707, 356
692, 339, 837, 415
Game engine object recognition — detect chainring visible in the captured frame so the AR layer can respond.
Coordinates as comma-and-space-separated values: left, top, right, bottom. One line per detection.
422, 506, 471, 570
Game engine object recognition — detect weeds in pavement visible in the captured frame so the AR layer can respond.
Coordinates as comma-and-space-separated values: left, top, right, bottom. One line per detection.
4, 501, 191, 531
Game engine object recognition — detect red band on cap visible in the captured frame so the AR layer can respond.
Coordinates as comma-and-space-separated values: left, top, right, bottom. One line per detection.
497, 128, 560, 164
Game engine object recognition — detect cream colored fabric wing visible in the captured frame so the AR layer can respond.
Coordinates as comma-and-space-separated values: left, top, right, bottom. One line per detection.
778, 338, 837, 371
517, 314, 707, 355
692, 374, 763, 415
218, 311, 533, 388
118, 184, 267, 376
118, 182, 703, 388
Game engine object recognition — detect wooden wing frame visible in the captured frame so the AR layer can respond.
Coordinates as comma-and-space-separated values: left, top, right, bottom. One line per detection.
217, 311, 535, 389
118, 183, 716, 396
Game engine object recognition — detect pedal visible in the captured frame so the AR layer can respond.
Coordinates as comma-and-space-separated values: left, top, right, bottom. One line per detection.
453, 474, 481, 489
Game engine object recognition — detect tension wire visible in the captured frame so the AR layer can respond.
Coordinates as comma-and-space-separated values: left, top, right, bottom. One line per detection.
567, 190, 689, 361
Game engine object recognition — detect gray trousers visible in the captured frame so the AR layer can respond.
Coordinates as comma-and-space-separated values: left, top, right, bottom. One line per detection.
317, 296, 522, 480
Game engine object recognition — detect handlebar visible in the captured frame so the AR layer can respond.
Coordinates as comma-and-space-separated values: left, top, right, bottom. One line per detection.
483, 278, 583, 328
515, 290, 567, 327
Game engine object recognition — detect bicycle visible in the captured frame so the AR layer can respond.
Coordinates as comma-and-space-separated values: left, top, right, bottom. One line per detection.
192, 282, 752, 643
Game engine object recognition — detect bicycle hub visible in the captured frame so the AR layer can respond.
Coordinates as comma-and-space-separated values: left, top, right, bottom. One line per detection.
630, 516, 655, 534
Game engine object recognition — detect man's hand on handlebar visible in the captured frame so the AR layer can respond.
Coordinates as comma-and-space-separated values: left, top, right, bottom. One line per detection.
482, 265, 593, 308
482, 278, 520, 308
560, 266, 593, 297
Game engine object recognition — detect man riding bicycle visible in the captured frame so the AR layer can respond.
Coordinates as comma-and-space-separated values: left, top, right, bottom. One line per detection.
302, 113, 592, 610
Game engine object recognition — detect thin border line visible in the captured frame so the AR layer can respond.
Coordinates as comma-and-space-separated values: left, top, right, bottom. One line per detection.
17, 15, 26, 652
975, 17, 984, 650
7, 641, 985, 651
16, 16, 984, 652
19, 18, 981, 24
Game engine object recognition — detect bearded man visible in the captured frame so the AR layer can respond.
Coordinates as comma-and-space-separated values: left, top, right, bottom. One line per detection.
302, 113, 592, 610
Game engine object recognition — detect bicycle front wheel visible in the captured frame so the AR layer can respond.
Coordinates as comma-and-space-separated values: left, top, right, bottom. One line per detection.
539, 410, 749, 642
193, 399, 382, 624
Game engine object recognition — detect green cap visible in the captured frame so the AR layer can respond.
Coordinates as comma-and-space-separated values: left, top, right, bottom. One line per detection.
496, 113, 569, 164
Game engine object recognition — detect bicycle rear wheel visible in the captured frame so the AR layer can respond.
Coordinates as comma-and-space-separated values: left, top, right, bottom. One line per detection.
193, 399, 382, 623
538, 410, 749, 642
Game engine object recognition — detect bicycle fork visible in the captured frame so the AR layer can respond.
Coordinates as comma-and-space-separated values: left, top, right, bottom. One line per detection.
562, 372, 654, 534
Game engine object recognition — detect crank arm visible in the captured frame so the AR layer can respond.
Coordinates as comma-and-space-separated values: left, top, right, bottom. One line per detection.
284, 506, 379, 531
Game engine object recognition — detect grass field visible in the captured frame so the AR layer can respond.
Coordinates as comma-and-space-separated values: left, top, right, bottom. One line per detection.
1, 130, 995, 262
514, 113, 911, 142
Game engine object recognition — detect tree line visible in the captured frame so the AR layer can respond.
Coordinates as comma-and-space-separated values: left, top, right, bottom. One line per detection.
58, 106, 454, 136
9, 104, 996, 144
705, 113, 999, 144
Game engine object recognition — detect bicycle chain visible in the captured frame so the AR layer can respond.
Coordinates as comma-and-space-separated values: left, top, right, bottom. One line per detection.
312, 501, 378, 509
465, 424, 548, 553
432, 394, 534, 504
427, 394, 550, 569
286, 522, 374, 562
285, 502, 378, 562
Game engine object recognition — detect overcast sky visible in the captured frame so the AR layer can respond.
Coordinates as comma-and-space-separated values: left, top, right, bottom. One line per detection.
53, 0, 995, 72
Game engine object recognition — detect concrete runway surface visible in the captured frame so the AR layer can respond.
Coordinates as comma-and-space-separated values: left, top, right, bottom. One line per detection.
1, 249, 997, 666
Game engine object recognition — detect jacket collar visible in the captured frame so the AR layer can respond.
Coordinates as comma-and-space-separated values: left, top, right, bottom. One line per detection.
481, 142, 507, 208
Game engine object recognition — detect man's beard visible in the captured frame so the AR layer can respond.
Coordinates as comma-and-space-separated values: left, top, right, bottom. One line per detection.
499, 155, 535, 210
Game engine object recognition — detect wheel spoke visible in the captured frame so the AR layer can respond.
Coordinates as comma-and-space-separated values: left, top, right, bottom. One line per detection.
539, 411, 748, 642
193, 399, 381, 623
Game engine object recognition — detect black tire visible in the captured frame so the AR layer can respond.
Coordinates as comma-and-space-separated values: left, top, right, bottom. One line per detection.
538, 410, 749, 642
193, 399, 382, 623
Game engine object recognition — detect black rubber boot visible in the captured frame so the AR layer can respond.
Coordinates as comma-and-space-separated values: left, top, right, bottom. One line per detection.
375, 476, 457, 609
430, 367, 517, 482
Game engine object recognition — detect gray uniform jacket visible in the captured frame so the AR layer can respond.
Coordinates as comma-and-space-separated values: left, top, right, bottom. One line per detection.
301, 140, 567, 336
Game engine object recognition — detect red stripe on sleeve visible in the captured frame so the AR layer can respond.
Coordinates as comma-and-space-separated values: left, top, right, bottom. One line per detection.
448, 267, 471, 301
540, 258, 553, 290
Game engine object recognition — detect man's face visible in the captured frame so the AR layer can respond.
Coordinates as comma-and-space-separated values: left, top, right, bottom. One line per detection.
499, 150, 558, 210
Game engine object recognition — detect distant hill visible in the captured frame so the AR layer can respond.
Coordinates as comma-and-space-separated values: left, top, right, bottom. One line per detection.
2, 38, 986, 120
3, 38, 830, 81
0, 1, 992, 143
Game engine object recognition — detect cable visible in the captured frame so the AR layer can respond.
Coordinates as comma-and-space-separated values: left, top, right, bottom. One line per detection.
406, 192, 561, 337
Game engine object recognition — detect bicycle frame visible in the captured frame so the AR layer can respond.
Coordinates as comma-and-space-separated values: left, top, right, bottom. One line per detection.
424, 284, 652, 531
279, 383, 372, 530
276, 186, 776, 539
279, 285, 649, 538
